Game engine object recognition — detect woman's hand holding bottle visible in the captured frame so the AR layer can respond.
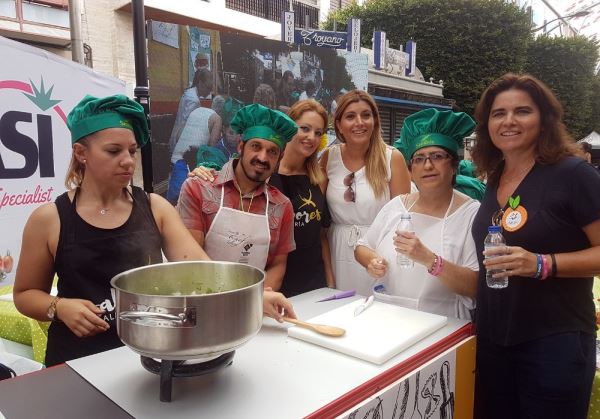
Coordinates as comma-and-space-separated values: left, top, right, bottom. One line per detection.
395, 214, 415, 268
394, 229, 435, 268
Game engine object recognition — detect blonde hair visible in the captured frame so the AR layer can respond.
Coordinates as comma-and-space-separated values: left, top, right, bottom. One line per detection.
287, 99, 328, 186
334, 90, 387, 198
64, 137, 89, 190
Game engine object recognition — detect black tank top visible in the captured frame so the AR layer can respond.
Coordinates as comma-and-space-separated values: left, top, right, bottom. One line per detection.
45, 186, 162, 366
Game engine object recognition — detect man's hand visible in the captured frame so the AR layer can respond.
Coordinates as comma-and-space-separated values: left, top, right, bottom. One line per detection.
263, 288, 296, 322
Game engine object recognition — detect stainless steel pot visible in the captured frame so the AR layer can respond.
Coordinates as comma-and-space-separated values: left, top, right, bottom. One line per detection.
110, 261, 264, 360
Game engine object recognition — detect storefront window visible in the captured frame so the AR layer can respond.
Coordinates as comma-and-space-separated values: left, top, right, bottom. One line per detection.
0, 0, 17, 18
22, 1, 69, 27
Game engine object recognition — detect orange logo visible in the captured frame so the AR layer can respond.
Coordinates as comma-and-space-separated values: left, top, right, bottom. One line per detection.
501, 195, 528, 232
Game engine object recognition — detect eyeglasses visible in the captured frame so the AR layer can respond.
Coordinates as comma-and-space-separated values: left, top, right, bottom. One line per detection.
411, 151, 451, 166
343, 172, 355, 202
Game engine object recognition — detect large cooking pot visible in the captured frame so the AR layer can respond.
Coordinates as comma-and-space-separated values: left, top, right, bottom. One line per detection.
110, 261, 264, 360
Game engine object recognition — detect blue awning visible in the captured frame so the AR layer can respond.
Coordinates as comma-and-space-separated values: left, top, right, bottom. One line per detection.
372, 95, 452, 110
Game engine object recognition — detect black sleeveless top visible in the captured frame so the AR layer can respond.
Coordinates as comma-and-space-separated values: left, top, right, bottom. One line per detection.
45, 186, 162, 366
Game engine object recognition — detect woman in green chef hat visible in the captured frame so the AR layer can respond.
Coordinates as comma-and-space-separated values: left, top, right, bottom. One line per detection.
455, 159, 486, 202
13, 94, 295, 366
355, 108, 480, 319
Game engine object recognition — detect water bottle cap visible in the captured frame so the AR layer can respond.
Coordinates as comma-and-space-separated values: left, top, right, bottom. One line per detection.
488, 225, 501, 233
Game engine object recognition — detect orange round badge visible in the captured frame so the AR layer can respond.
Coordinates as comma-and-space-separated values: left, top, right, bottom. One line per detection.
501, 195, 528, 232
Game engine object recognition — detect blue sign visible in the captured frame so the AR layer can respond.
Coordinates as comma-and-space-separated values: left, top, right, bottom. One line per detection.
405, 40, 417, 76
347, 18, 361, 53
373, 31, 386, 70
293, 29, 347, 49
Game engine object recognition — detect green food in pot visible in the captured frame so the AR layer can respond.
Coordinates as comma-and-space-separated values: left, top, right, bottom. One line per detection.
112, 261, 263, 296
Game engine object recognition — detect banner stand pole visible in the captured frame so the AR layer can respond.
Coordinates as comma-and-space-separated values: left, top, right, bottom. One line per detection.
132, 0, 153, 193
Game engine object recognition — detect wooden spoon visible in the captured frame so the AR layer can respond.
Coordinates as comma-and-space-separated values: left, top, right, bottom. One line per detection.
283, 317, 346, 337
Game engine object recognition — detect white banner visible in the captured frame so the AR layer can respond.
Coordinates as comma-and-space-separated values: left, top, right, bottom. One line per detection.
386, 48, 410, 76
340, 348, 457, 419
0, 36, 125, 285
151, 21, 179, 49
282, 11, 295, 44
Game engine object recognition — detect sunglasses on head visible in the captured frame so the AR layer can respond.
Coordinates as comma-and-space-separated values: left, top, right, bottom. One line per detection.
343, 172, 355, 202
492, 209, 504, 227
411, 151, 451, 166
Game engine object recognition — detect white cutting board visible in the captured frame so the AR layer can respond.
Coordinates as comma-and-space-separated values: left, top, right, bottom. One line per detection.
288, 300, 447, 365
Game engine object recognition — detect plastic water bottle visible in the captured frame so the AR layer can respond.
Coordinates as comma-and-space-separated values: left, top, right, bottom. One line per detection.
485, 225, 508, 289
396, 213, 414, 268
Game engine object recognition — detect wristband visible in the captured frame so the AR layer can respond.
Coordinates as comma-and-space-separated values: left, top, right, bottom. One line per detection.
436, 257, 445, 276
540, 254, 550, 281
534, 254, 543, 279
550, 253, 557, 277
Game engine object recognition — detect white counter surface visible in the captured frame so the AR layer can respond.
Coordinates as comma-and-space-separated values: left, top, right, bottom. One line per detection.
68, 288, 469, 418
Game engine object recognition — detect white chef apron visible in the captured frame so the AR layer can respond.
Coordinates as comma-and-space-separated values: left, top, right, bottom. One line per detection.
204, 184, 270, 270
374, 193, 457, 317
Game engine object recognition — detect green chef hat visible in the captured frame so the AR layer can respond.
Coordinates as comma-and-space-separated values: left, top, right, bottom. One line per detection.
455, 175, 486, 201
458, 159, 477, 178
399, 108, 475, 159
392, 136, 410, 161
230, 103, 297, 149
67, 94, 149, 146
196, 145, 229, 171
222, 97, 245, 126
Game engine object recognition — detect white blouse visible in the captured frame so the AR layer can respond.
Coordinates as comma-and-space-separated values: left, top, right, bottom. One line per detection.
356, 191, 480, 319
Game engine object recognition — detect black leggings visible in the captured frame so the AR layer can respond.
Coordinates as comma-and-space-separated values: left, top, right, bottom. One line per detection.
474, 332, 596, 419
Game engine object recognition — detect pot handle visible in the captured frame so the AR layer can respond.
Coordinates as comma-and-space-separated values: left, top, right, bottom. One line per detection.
119, 311, 186, 323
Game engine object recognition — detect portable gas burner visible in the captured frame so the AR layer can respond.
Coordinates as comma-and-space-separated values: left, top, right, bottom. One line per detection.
140, 351, 235, 402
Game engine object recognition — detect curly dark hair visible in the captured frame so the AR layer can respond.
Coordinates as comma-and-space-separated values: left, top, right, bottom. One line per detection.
253, 83, 277, 109
472, 73, 576, 184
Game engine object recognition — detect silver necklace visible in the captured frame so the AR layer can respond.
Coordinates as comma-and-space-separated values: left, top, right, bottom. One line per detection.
99, 208, 109, 215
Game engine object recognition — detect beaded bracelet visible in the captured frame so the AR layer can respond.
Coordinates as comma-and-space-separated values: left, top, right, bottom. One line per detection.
534, 253, 543, 279
540, 254, 550, 281
427, 254, 438, 274
428, 254, 444, 276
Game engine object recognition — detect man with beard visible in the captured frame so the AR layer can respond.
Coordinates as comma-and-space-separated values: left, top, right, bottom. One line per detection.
177, 104, 297, 291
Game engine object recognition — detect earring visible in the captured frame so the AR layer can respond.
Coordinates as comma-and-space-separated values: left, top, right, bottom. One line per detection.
82, 159, 87, 164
